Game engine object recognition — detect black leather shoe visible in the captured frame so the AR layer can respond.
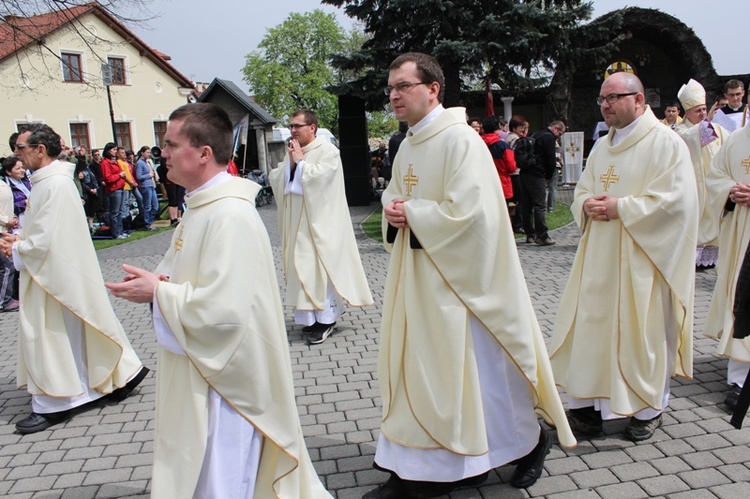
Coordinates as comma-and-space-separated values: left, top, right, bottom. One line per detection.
16, 410, 72, 434
109, 366, 150, 402
510, 429, 552, 488
725, 384, 741, 411
363, 475, 410, 499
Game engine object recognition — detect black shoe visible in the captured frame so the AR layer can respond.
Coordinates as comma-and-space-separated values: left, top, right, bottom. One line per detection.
363, 475, 409, 499
567, 407, 603, 436
510, 429, 552, 488
301, 323, 318, 333
109, 366, 150, 402
307, 322, 336, 345
535, 237, 556, 246
725, 384, 741, 411
624, 414, 662, 442
16, 410, 72, 434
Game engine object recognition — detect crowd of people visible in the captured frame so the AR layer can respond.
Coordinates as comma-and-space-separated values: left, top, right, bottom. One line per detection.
1, 51, 750, 499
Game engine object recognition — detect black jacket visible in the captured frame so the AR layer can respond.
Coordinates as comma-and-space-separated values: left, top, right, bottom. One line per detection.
529, 128, 557, 179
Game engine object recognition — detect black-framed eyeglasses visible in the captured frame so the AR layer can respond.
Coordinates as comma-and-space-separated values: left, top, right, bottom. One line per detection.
596, 92, 638, 106
384, 81, 428, 95
289, 123, 312, 130
14, 143, 39, 150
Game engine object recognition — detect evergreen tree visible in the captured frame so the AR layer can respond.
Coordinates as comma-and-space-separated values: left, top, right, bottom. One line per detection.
322, 0, 621, 116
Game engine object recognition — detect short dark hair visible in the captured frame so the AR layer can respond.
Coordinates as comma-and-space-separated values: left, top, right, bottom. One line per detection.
291, 109, 319, 133
389, 52, 445, 103
169, 103, 233, 165
664, 101, 681, 109
482, 115, 499, 133
724, 79, 745, 93
509, 115, 526, 133
1, 155, 20, 174
24, 124, 62, 158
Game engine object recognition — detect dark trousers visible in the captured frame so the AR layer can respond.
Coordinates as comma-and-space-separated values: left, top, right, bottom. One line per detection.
510, 174, 523, 232
520, 173, 548, 240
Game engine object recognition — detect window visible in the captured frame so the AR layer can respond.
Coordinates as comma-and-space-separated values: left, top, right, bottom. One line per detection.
62, 52, 83, 82
153, 121, 167, 148
108, 57, 126, 85
69, 123, 90, 149
115, 122, 132, 151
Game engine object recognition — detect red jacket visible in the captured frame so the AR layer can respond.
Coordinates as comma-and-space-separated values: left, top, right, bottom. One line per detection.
481, 133, 516, 199
101, 157, 125, 193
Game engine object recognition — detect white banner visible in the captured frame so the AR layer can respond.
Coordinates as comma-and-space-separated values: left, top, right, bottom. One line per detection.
562, 131, 584, 184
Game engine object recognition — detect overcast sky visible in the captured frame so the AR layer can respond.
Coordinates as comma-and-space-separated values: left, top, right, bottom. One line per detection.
125, 0, 747, 91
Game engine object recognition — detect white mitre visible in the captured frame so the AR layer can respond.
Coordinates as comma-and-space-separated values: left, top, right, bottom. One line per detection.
678, 78, 706, 111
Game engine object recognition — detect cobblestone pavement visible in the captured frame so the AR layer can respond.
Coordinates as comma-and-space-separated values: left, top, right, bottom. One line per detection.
1, 195, 749, 498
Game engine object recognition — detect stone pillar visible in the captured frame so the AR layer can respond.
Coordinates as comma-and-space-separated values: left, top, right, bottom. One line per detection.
501, 96, 514, 119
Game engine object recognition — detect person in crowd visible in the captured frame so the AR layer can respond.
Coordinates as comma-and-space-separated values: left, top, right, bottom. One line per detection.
135, 146, 159, 230
674, 78, 730, 268
116, 147, 141, 230
269, 109, 373, 345
364, 52, 574, 499
661, 101, 683, 129
506, 115, 526, 233
2, 156, 31, 230
468, 117, 482, 134
101, 143, 128, 239
157, 154, 184, 227
522, 121, 565, 245
704, 117, 750, 412
0, 168, 18, 313
0, 124, 149, 434
713, 79, 747, 132
106, 103, 332, 498
481, 115, 516, 214
75, 160, 99, 232
87, 148, 106, 221
551, 72, 698, 442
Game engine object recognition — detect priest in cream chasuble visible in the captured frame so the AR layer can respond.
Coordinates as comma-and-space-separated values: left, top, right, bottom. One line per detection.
369, 54, 574, 499
551, 99, 698, 421
269, 110, 372, 338
704, 124, 750, 392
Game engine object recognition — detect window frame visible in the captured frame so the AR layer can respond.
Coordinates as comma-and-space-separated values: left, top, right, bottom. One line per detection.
61, 51, 84, 83
107, 56, 128, 85
69, 123, 91, 150
114, 122, 132, 151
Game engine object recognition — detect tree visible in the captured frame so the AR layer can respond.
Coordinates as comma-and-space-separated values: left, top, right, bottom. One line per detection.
322, 0, 621, 119
242, 10, 346, 131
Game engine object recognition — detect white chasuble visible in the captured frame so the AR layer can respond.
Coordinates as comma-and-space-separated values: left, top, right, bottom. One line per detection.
551, 107, 698, 416
675, 119, 730, 247
378, 107, 575, 472
15, 160, 142, 400
704, 125, 750, 361
269, 136, 372, 312
152, 177, 330, 499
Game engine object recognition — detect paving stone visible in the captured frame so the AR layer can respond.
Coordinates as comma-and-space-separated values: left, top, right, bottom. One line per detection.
593, 481, 649, 499
638, 475, 690, 495
678, 468, 732, 488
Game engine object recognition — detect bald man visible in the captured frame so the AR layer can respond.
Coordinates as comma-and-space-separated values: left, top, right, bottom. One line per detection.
551, 72, 699, 442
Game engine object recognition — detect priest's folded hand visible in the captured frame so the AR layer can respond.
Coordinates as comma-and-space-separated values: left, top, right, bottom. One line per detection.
105, 264, 160, 304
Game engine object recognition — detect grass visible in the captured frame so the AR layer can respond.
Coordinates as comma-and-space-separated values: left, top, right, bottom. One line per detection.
361, 203, 573, 243
93, 226, 172, 251
92, 199, 172, 251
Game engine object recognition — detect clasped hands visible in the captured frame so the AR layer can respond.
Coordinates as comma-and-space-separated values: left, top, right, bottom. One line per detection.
0, 232, 20, 258
384, 199, 408, 228
729, 183, 750, 206
584, 195, 619, 222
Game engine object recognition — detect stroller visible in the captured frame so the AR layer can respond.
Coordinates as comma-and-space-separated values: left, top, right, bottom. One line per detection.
248, 169, 274, 206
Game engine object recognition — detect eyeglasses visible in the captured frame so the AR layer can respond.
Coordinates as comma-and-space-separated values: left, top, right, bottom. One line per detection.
384, 81, 428, 95
14, 143, 39, 150
596, 92, 638, 106
289, 123, 312, 130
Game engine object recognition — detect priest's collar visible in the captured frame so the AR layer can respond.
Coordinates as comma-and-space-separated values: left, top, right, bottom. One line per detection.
409, 104, 445, 136
185, 171, 231, 198
611, 113, 644, 147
